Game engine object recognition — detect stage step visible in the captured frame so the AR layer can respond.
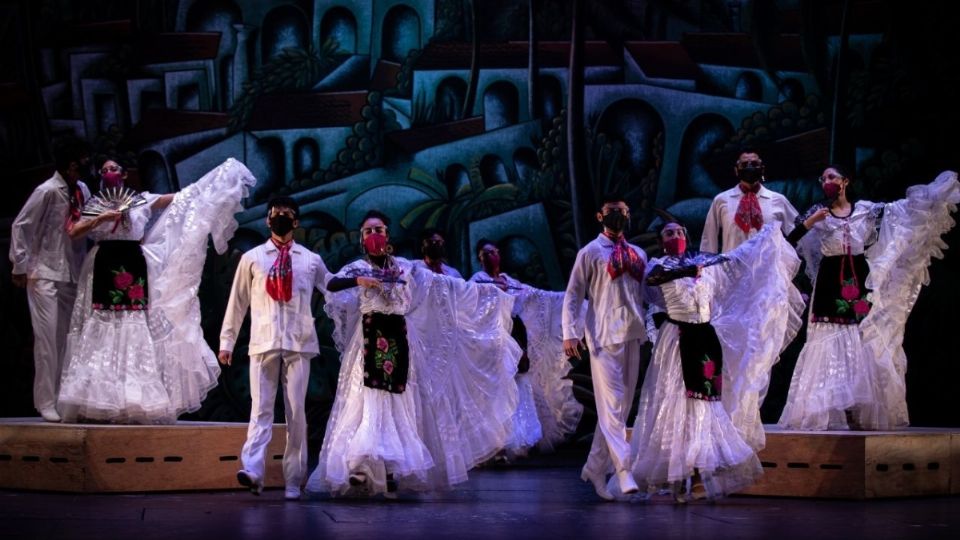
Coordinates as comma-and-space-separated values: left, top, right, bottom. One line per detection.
0, 418, 286, 493
741, 425, 960, 499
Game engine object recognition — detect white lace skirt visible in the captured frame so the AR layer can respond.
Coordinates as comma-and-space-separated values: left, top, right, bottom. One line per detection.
504, 373, 543, 455
629, 323, 761, 495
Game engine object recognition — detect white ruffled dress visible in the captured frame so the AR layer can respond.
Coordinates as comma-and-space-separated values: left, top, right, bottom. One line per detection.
779, 171, 960, 430
629, 225, 804, 497
307, 259, 520, 496
57, 158, 255, 423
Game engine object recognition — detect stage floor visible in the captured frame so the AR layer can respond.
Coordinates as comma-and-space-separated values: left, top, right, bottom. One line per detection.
2, 454, 958, 540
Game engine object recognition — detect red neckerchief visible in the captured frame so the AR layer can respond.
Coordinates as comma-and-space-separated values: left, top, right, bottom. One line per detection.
64, 184, 85, 231
734, 182, 763, 233
604, 232, 645, 282
266, 239, 293, 302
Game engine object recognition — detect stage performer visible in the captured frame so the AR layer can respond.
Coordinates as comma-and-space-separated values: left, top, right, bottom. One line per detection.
700, 149, 798, 253
56, 158, 254, 425
10, 136, 93, 422
627, 222, 803, 501
306, 210, 520, 498
412, 227, 462, 278
219, 196, 329, 501
779, 167, 960, 431
562, 194, 647, 500
471, 239, 583, 458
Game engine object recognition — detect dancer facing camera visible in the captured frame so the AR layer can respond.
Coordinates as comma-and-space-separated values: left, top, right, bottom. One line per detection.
220, 196, 330, 501
562, 194, 647, 500
412, 227, 462, 278
627, 222, 803, 502
306, 210, 520, 498
779, 167, 960, 431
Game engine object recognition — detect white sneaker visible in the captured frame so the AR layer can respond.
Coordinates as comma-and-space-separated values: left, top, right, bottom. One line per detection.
284, 486, 301, 500
39, 408, 60, 423
616, 469, 639, 495
580, 469, 614, 501
236, 470, 263, 495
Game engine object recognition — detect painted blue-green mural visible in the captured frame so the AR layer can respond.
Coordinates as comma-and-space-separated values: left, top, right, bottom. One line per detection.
2, 1, 959, 443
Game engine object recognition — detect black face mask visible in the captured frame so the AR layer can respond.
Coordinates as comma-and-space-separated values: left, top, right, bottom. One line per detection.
269, 215, 295, 236
424, 242, 445, 260
602, 210, 628, 233
738, 166, 763, 184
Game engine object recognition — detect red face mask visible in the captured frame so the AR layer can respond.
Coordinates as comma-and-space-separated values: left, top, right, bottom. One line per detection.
101, 171, 124, 189
823, 182, 842, 201
663, 237, 686, 256
363, 232, 388, 256
481, 252, 500, 275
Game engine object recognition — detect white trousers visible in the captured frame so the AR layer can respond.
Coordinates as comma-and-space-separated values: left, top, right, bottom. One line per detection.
583, 339, 644, 477
241, 350, 311, 488
26, 279, 76, 412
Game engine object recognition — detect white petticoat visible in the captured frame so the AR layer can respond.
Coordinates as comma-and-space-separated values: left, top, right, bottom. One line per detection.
629, 323, 762, 496
504, 373, 543, 455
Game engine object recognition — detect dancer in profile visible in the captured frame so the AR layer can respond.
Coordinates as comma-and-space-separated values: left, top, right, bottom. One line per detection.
628, 222, 803, 501
56, 157, 254, 424
562, 194, 647, 500
471, 239, 582, 458
9, 136, 93, 422
779, 167, 960, 431
307, 210, 520, 498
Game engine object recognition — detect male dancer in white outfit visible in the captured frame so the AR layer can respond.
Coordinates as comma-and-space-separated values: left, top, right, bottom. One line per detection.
9, 136, 92, 422
562, 194, 647, 500
219, 196, 330, 500
700, 150, 798, 253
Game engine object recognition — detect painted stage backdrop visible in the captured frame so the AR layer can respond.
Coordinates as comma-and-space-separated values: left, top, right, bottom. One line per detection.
1, 1, 958, 448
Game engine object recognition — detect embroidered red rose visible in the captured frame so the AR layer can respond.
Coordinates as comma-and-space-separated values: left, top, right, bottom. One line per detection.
383, 360, 394, 375
840, 284, 860, 301
852, 300, 871, 316
127, 284, 145, 301
377, 337, 389, 352
114, 271, 134, 290
702, 358, 716, 380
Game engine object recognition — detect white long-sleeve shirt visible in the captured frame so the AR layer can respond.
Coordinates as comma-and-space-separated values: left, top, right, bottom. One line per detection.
219, 240, 330, 355
700, 184, 798, 253
562, 234, 648, 351
9, 172, 90, 282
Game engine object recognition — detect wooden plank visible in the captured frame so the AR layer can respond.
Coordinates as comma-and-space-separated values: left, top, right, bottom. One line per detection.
0, 420, 287, 493
864, 434, 950, 498
742, 431, 866, 498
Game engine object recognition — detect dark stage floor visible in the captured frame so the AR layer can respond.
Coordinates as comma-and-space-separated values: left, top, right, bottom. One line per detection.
2, 452, 958, 540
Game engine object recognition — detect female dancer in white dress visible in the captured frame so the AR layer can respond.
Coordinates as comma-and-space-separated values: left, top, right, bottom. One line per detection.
306, 211, 520, 497
779, 167, 959, 430
470, 239, 583, 457
628, 223, 803, 501
57, 158, 255, 423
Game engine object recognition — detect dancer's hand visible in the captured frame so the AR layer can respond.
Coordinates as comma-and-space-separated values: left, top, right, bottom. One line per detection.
563, 338, 582, 359
97, 210, 123, 224
803, 208, 830, 229
357, 276, 382, 289
11, 273, 26, 288
218, 350, 232, 366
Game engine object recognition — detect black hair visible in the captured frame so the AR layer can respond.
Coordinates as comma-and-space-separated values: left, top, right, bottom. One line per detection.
267, 196, 300, 219
824, 163, 852, 180
599, 192, 626, 208
358, 209, 390, 229
95, 156, 126, 173
737, 147, 762, 162
52, 135, 91, 173
420, 227, 445, 244
475, 237, 497, 255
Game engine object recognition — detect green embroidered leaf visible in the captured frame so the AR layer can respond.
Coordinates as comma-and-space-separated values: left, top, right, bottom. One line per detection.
835, 299, 849, 313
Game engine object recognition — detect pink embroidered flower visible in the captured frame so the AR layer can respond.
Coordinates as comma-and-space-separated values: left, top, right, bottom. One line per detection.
377, 337, 389, 352
702, 359, 716, 380
114, 271, 134, 290
383, 360, 394, 375
840, 284, 860, 301
127, 284, 145, 301
852, 300, 871, 316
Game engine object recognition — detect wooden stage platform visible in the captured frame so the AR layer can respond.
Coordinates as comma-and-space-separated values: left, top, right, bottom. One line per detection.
2, 419, 958, 497
740, 425, 960, 499
0, 418, 286, 492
